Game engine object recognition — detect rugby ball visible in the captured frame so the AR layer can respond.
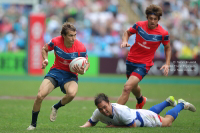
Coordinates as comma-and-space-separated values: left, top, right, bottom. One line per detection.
69, 57, 87, 72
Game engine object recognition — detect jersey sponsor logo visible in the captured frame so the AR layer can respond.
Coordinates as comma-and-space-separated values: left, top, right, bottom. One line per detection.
59, 60, 70, 65
138, 42, 150, 49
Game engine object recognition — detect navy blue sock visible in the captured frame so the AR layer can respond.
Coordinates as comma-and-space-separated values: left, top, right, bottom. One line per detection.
149, 101, 170, 114
31, 111, 40, 127
53, 100, 64, 110
165, 103, 184, 119
136, 96, 143, 104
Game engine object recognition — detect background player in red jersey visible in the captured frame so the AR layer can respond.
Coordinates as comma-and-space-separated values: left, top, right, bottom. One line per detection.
27, 22, 90, 130
117, 5, 171, 109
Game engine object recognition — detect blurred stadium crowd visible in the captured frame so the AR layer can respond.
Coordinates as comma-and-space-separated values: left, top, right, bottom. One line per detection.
0, 0, 199, 59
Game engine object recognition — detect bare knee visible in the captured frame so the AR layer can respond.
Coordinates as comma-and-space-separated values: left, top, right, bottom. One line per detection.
137, 85, 140, 91
167, 122, 172, 127
35, 93, 45, 103
163, 122, 172, 127
67, 91, 77, 99
161, 116, 174, 127
123, 85, 133, 94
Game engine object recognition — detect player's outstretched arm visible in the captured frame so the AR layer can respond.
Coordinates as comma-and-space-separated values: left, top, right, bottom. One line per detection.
120, 30, 132, 48
160, 42, 171, 76
80, 121, 93, 128
41, 44, 49, 69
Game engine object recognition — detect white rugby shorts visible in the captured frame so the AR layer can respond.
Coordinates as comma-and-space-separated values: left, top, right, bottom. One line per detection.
137, 109, 162, 127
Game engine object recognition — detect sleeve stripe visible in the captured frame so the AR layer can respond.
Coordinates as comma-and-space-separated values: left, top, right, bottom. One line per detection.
164, 35, 169, 41
48, 41, 54, 47
129, 24, 137, 34
88, 119, 98, 126
126, 120, 135, 127
80, 52, 87, 57
132, 24, 137, 30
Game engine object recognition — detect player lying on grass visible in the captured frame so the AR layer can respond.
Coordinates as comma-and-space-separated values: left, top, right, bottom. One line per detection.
27, 22, 90, 130
80, 93, 196, 128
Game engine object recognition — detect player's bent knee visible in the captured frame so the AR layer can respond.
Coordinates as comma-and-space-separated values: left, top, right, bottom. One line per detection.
162, 120, 172, 127
137, 85, 141, 90
165, 122, 172, 127
36, 93, 45, 102
68, 92, 77, 98
168, 123, 172, 127
123, 85, 132, 94
66, 86, 78, 98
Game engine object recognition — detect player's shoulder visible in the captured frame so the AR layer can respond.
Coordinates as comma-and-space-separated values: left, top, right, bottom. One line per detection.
74, 39, 86, 50
157, 24, 169, 35
74, 39, 84, 46
51, 36, 63, 42
93, 108, 101, 116
112, 103, 132, 118
112, 103, 129, 111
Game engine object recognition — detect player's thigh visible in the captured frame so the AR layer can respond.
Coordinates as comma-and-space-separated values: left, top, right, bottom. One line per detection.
125, 75, 140, 88
160, 115, 174, 127
38, 79, 55, 97
63, 81, 78, 95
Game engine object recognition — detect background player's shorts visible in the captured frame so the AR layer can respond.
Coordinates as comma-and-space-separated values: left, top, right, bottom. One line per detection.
126, 60, 151, 80
45, 68, 78, 94
137, 109, 162, 127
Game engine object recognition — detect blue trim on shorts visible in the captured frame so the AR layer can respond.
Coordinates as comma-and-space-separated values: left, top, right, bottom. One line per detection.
136, 111, 144, 127
45, 68, 78, 94
126, 60, 148, 79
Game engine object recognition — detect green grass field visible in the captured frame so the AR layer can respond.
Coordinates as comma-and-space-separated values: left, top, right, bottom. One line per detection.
0, 75, 200, 133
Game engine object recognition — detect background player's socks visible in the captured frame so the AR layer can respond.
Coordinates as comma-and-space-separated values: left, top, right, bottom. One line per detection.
31, 110, 40, 127
149, 101, 170, 114
136, 96, 143, 104
54, 100, 64, 110
165, 103, 184, 119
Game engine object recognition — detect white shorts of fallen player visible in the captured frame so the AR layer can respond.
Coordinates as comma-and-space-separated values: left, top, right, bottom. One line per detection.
137, 109, 162, 127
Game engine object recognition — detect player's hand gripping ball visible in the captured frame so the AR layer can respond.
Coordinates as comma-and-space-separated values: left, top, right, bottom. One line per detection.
69, 57, 87, 72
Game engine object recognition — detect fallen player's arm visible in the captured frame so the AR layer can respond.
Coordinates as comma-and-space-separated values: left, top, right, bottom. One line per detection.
106, 122, 136, 128
80, 121, 94, 128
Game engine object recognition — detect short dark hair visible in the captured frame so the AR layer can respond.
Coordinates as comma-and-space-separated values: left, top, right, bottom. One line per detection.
145, 4, 163, 20
60, 22, 76, 36
94, 93, 110, 106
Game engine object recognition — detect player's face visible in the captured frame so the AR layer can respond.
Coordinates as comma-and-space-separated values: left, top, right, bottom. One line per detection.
147, 15, 159, 29
97, 101, 112, 117
63, 30, 76, 45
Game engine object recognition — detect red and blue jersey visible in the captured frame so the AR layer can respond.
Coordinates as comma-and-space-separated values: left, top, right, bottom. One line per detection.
46, 36, 88, 73
128, 21, 170, 66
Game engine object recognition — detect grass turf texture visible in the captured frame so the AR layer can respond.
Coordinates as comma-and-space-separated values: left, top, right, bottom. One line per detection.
0, 75, 200, 133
